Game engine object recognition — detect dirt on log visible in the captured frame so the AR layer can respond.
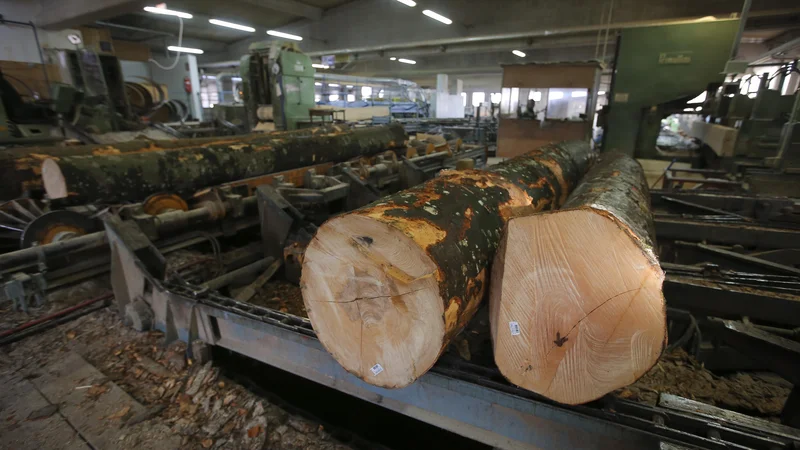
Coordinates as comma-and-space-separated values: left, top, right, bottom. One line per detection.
1, 125, 349, 201
300, 141, 593, 388
40, 124, 404, 205
490, 152, 666, 405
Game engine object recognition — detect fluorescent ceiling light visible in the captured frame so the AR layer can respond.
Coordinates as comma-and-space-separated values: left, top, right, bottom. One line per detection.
422, 10, 452, 25
311, 64, 329, 69
168, 46, 203, 54
329, 83, 340, 87
314, 82, 322, 86
598, 91, 606, 95
390, 57, 397, 61
267, 30, 302, 41
549, 91, 564, 100
683, 107, 695, 112
395, 0, 416, 6
209, 19, 255, 32
346, 85, 353, 88
144, 6, 192, 19
571, 91, 587, 98
512, 50, 526, 58
398, 58, 416, 64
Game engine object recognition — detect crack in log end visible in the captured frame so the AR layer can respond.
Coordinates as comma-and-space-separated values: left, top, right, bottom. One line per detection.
554, 332, 568, 347
391, 295, 409, 314
356, 236, 374, 246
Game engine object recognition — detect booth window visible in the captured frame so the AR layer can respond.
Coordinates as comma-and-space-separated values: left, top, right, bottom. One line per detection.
500, 87, 589, 120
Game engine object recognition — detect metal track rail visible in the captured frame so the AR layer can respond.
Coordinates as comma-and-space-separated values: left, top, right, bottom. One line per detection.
104, 219, 800, 450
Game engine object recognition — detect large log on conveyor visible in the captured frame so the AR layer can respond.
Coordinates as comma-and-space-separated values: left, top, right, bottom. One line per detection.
301, 141, 593, 388
0, 125, 349, 200
490, 152, 666, 405
40, 124, 404, 205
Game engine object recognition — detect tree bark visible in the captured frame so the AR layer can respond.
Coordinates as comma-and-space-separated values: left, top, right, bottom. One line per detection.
301, 141, 593, 388
41, 124, 404, 205
0, 125, 350, 201
490, 152, 666, 405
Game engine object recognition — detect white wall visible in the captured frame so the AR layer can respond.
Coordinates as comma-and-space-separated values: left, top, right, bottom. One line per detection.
120, 60, 151, 81
0, 1, 82, 63
149, 54, 203, 120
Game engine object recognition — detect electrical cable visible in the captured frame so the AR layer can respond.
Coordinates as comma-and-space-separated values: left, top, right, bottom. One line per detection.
148, 17, 184, 71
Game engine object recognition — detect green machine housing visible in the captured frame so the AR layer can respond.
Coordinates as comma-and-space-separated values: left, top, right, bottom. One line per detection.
603, 20, 741, 158
241, 41, 316, 131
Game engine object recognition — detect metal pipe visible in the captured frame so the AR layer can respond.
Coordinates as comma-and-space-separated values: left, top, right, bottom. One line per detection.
29, 21, 52, 100
0, 292, 112, 339
0, 231, 108, 270
94, 21, 175, 37
201, 256, 276, 291
0, 18, 52, 99
729, 0, 753, 61
0, 196, 259, 270
304, 15, 754, 57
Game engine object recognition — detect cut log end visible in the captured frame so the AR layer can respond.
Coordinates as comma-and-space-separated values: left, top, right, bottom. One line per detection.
41, 159, 68, 199
301, 214, 444, 388
490, 208, 666, 405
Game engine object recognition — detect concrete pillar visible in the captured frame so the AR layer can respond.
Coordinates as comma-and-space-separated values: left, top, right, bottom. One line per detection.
436, 74, 449, 95
455, 79, 464, 95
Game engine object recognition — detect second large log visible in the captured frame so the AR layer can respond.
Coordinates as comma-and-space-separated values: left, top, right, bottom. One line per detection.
490, 152, 667, 405
41, 124, 405, 204
301, 141, 592, 388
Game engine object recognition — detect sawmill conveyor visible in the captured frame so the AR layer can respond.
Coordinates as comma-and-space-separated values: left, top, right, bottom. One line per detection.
104, 213, 800, 450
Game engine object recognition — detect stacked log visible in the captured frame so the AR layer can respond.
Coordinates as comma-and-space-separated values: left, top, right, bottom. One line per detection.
41, 124, 404, 205
300, 141, 592, 388
1, 124, 349, 200
490, 152, 666, 405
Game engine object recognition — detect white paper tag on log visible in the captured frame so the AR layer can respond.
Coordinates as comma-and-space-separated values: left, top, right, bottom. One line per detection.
370, 364, 384, 376
509, 321, 521, 336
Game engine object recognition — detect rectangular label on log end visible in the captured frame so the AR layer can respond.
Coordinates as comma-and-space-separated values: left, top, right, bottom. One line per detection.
370, 364, 384, 376
509, 322, 521, 336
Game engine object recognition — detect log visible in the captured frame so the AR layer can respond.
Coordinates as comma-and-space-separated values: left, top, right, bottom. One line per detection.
301, 141, 593, 388
489, 152, 666, 405
0, 124, 349, 200
41, 124, 404, 205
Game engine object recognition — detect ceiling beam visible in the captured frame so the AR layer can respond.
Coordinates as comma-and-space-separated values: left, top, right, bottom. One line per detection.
237, 0, 322, 21
35, 0, 147, 30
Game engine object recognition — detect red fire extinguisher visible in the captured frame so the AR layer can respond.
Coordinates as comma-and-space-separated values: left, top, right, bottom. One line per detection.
184, 77, 192, 94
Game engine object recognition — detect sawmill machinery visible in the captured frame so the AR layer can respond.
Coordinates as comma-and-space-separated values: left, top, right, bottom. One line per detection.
603, 19, 742, 159
240, 41, 316, 132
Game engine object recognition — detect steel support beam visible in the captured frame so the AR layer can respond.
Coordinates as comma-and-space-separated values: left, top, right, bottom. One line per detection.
238, 0, 322, 20
655, 218, 800, 249
35, 0, 147, 30
664, 276, 800, 327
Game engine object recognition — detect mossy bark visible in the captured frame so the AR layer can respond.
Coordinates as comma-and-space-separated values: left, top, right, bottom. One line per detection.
331, 140, 593, 359
1, 124, 349, 200
43, 124, 405, 205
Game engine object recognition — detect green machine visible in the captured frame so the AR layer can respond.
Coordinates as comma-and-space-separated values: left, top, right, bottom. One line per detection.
240, 41, 316, 131
603, 20, 741, 158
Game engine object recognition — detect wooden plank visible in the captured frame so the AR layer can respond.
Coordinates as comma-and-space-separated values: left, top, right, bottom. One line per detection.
497, 119, 589, 158
113, 40, 151, 62
0, 372, 88, 450
501, 63, 601, 89
688, 122, 738, 157
0, 60, 62, 99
